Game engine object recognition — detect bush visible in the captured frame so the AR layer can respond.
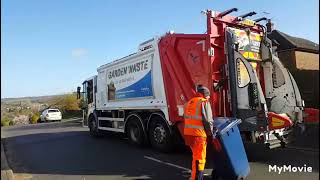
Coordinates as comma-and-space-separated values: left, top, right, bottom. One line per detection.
9, 120, 15, 126
30, 112, 40, 124
63, 110, 82, 119
1, 117, 12, 127
48, 93, 81, 112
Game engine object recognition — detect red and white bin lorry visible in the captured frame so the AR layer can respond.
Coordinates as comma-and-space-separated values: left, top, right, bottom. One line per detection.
77, 8, 307, 151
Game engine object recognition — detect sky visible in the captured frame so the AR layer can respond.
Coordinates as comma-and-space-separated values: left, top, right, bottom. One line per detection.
1, 0, 319, 98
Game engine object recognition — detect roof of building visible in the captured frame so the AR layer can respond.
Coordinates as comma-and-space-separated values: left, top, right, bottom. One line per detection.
268, 30, 319, 53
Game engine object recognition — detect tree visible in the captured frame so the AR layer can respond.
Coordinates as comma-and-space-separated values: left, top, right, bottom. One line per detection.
48, 93, 81, 112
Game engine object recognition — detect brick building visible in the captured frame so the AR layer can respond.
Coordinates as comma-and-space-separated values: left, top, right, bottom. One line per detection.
268, 30, 319, 108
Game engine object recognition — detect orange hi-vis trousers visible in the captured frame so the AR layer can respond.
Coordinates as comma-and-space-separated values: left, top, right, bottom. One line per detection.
185, 135, 207, 180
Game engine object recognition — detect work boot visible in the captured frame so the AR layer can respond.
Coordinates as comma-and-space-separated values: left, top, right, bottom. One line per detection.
297, 122, 306, 134
196, 170, 204, 180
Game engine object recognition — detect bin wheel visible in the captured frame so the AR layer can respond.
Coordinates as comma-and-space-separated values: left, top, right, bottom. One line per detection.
237, 176, 245, 180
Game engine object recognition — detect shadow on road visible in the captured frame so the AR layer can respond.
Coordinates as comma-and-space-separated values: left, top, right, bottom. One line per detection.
3, 131, 193, 179
288, 124, 319, 150
245, 143, 319, 172
2, 124, 319, 179
3, 119, 82, 132
245, 124, 319, 172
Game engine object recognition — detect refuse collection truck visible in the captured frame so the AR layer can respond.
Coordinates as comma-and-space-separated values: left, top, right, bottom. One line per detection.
77, 8, 306, 151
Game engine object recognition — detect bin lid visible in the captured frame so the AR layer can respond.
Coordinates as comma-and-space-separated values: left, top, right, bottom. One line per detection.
213, 117, 241, 135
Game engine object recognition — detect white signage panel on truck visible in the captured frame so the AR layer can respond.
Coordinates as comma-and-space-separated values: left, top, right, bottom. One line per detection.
106, 54, 154, 101
95, 40, 169, 120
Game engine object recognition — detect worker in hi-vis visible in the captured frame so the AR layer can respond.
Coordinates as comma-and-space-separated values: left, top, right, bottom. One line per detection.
184, 85, 215, 180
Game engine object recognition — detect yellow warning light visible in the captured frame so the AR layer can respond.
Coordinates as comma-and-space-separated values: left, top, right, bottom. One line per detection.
271, 117, 285, 127
241, 19, 255, 26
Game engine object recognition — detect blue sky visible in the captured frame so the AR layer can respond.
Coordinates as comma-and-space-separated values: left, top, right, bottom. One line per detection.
1, 0, 319, 98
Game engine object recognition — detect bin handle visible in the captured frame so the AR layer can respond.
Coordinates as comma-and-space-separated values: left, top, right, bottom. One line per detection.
219, 119, 241, 135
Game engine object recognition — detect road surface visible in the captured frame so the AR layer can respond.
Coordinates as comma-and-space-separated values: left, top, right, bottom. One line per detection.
1, 119, 319, 180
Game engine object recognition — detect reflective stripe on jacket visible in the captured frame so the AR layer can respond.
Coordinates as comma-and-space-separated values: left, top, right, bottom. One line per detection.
183, 97, 207, 137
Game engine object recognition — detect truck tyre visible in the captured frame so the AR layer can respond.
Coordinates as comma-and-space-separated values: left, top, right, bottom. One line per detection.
89, 115, 100, 137
126, 115, 145, 146
148, 116, 172, 152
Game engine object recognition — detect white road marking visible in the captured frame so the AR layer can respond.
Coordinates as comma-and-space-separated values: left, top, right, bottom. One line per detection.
144, 156, 191, 173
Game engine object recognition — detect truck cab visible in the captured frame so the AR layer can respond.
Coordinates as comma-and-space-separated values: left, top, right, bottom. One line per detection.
80, 75, 97, 127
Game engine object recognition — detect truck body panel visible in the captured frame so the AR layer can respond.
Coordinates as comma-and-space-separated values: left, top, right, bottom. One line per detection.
158, 34, 210, 125
95, 38, 170, 121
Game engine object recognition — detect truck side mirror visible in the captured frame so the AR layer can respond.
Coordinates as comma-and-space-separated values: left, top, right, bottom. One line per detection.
77, 86, 81, 99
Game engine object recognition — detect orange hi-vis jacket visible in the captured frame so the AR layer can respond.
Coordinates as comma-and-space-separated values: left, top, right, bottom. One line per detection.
184, 97, 207, 137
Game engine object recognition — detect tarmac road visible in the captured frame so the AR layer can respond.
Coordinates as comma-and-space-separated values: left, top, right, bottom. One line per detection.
1, 119, 319, 180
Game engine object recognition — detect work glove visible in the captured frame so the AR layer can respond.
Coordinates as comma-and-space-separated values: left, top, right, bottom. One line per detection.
211, 127, 222, 152
212, 127, 218, 139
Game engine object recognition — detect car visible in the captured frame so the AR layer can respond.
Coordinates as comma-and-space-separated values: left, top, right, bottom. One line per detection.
40, 109, 62, 122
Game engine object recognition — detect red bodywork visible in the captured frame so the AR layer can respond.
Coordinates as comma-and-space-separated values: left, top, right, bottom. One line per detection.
158, 10, 265, 133
158, 34, 210, 123
304, 108, 319, 124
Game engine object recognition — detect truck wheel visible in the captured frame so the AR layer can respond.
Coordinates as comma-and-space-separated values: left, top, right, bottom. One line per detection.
126, 115, 145, 146
148, 116, 172, 152
89, 116, 100, 137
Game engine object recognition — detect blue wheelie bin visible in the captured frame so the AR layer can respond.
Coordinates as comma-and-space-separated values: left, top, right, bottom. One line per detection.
211, 117, 250, 180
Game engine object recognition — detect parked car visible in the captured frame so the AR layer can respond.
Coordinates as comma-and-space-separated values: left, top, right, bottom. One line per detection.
40, 109, 62, 122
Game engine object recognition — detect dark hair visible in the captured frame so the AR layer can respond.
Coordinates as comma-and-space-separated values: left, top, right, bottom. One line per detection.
197, 85, 210, 97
